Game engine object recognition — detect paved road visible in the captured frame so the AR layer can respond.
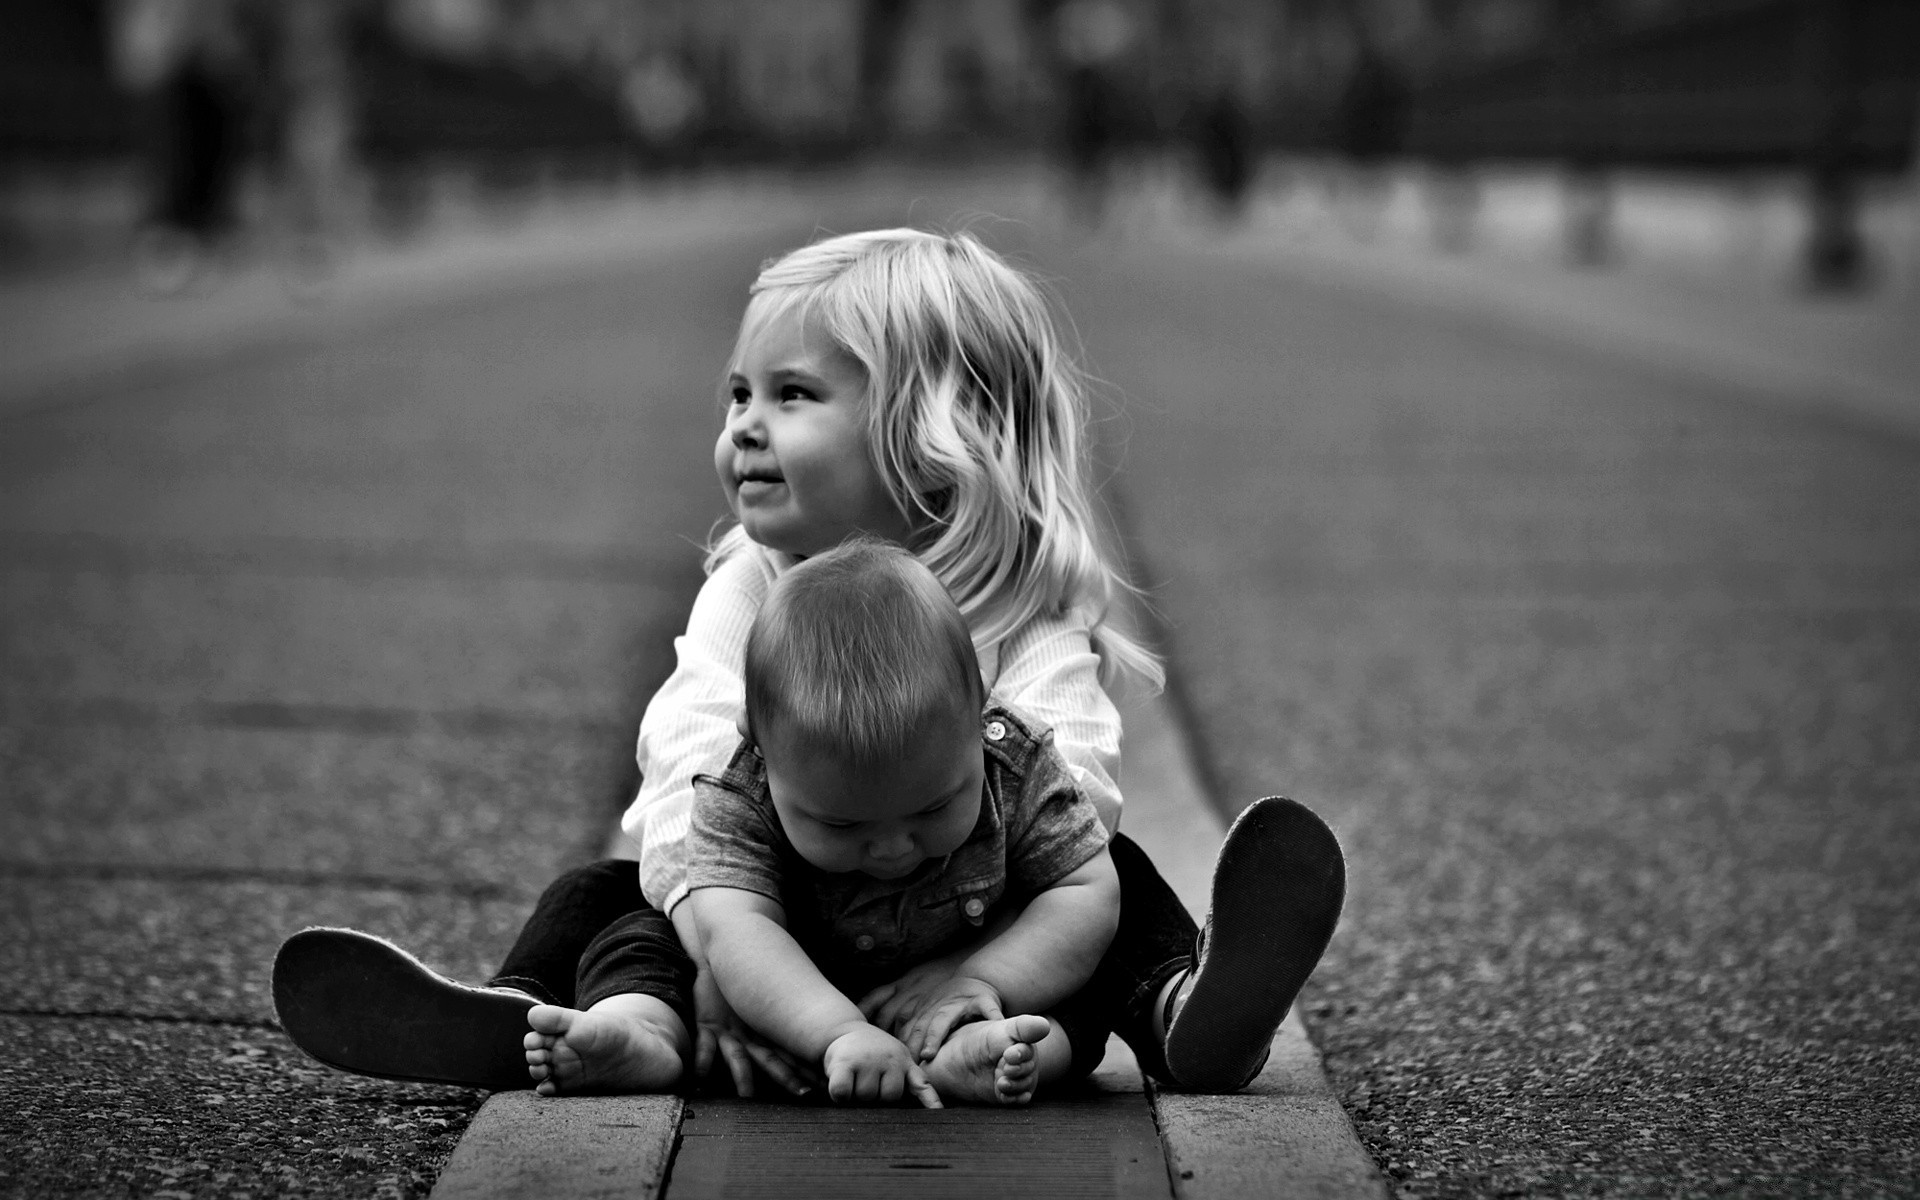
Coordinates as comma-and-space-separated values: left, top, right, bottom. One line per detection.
4, 188, 1917, 1197
1, 222, 823, 1196
1051, 236, 1920, 1198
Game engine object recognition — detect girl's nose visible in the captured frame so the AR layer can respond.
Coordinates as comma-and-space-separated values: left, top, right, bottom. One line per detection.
728, 404, 765, 449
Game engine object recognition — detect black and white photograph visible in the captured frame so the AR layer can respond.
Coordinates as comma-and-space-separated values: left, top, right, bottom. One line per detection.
2, 1, 1916, 1196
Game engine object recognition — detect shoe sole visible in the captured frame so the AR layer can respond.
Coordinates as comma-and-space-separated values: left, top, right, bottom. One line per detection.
1163, 797, 1345, 1092
273, 927, 535, 1091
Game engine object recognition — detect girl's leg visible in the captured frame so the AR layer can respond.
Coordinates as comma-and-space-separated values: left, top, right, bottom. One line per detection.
524, 905, 697, 1096
1103, 798, 1346, 1092
272, 859, 651, 1090
274, 927, 540, 1090
489, 859, 648, 1005
1091, 832, 1200, 1079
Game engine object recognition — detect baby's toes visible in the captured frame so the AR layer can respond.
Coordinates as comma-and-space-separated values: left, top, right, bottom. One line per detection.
999, 1042, 1035, 1075
994, 1070, 1036, 1103
994, 1045, 1038, 1102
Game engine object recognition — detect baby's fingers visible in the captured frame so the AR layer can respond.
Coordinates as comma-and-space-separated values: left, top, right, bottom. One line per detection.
914, 995, 1000, 1061
693, 1025, 719, 1082
826, 1061, 855, 1104
907, 1063, 943, 1109
855, 982, 896, 1023
745, 1040, 817, 1096
717, 1032, 757, 1098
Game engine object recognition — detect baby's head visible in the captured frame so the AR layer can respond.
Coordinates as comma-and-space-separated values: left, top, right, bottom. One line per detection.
743, 539, 987, 879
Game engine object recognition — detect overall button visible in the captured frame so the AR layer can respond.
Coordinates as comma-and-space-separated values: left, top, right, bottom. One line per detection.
963, 897, 986, 919
984, 720, 1007, 742
854, 934, 876, 951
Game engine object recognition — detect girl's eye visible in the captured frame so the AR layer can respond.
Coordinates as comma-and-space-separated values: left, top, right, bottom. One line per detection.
729, 387, 750, 405
780, 385, 815, 402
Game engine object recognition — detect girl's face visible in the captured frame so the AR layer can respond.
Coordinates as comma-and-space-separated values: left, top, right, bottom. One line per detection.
715, 301, 913, 557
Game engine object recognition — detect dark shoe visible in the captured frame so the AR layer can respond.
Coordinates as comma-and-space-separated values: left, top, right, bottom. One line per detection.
273, 927, 535, 1090
1162, 797, 1345, 1092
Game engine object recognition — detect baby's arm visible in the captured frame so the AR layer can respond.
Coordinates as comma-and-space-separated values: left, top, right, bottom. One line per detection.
903, 848, 1120, 1060
688, 887, 941, 1108
625, 555, 821, 1094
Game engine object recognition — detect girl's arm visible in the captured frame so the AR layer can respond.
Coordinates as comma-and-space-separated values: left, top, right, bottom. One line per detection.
992, 613, 1124, 832
623, 553, 774, 913
688, 886, 940, 1107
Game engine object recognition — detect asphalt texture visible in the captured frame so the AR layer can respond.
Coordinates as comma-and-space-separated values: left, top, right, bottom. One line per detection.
4, 178, 1918, 1197
1052, 238, 1920, 1197
1, 224, 818, 1196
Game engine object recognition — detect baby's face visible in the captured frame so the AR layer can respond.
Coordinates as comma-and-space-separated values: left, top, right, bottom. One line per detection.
761, 717, 984, 879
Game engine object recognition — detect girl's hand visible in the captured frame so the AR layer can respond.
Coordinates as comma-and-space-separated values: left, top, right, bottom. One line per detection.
693, 961, 820, 1097
902, 976, 1004, 1062
822, 1025, 942, 1108
856, 957, 961, 1035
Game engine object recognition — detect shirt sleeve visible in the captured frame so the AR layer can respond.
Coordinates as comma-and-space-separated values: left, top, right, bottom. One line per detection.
622, 552, 773, 912
989, 610, 1124, 833
685, 770, 787, 904
1004, 736, 1113, 895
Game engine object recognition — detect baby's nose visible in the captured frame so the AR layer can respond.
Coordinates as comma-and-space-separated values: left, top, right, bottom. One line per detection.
869, 829, 914, 859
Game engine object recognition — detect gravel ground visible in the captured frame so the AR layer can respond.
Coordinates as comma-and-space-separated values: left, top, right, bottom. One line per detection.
0, 237, 790, 1196
1, 1016, 482, 1199
1061, 239, 1920, 1197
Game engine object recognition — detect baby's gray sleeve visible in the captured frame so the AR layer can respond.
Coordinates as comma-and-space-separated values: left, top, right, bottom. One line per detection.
686, 777, 785, 903
1006, 743, 1112, 895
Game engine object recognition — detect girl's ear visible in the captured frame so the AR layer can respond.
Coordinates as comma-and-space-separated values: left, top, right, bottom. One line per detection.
736, 715, 753, 745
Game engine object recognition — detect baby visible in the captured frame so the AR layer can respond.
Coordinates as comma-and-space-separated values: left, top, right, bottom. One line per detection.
526, 539, 1121, 1105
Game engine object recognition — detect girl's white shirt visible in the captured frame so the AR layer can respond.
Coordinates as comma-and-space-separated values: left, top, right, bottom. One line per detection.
623, 544, 1125, 914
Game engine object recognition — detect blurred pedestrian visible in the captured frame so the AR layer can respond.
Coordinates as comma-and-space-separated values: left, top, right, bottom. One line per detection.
1052, 0, 1135, 229
108, 0, 264, 292
1189, 81, 1254, 222
1333, 41, 1407, 243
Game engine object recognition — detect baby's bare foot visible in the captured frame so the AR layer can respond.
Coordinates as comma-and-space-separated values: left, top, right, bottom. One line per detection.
523, 996, 686, 1096
923, 1014, 1051, 1105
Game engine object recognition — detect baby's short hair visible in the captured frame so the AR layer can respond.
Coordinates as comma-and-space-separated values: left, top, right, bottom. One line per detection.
745, 539, 984, 774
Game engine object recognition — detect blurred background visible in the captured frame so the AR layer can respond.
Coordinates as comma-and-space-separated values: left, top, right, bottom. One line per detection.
5, 5, 1920, 1197
3, 0, 1919, 292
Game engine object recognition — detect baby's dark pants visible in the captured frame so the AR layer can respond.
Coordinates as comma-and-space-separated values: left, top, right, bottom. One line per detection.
487, 833, 1199, 1086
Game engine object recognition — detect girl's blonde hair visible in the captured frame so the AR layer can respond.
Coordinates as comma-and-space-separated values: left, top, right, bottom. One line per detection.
709, 227, 1161, 691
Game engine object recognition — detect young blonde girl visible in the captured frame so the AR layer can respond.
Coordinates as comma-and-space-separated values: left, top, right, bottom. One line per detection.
273, 228, 1344, 1101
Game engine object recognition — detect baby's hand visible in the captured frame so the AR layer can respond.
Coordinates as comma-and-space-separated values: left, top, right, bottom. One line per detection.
692, 960, 818, 1098
856, 957, 960, 1036
822, 1024, 942, 1108
902, 976, 1005, 1062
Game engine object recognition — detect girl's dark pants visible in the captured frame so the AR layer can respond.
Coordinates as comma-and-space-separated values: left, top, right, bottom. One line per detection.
488, 832, 1197, 1086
